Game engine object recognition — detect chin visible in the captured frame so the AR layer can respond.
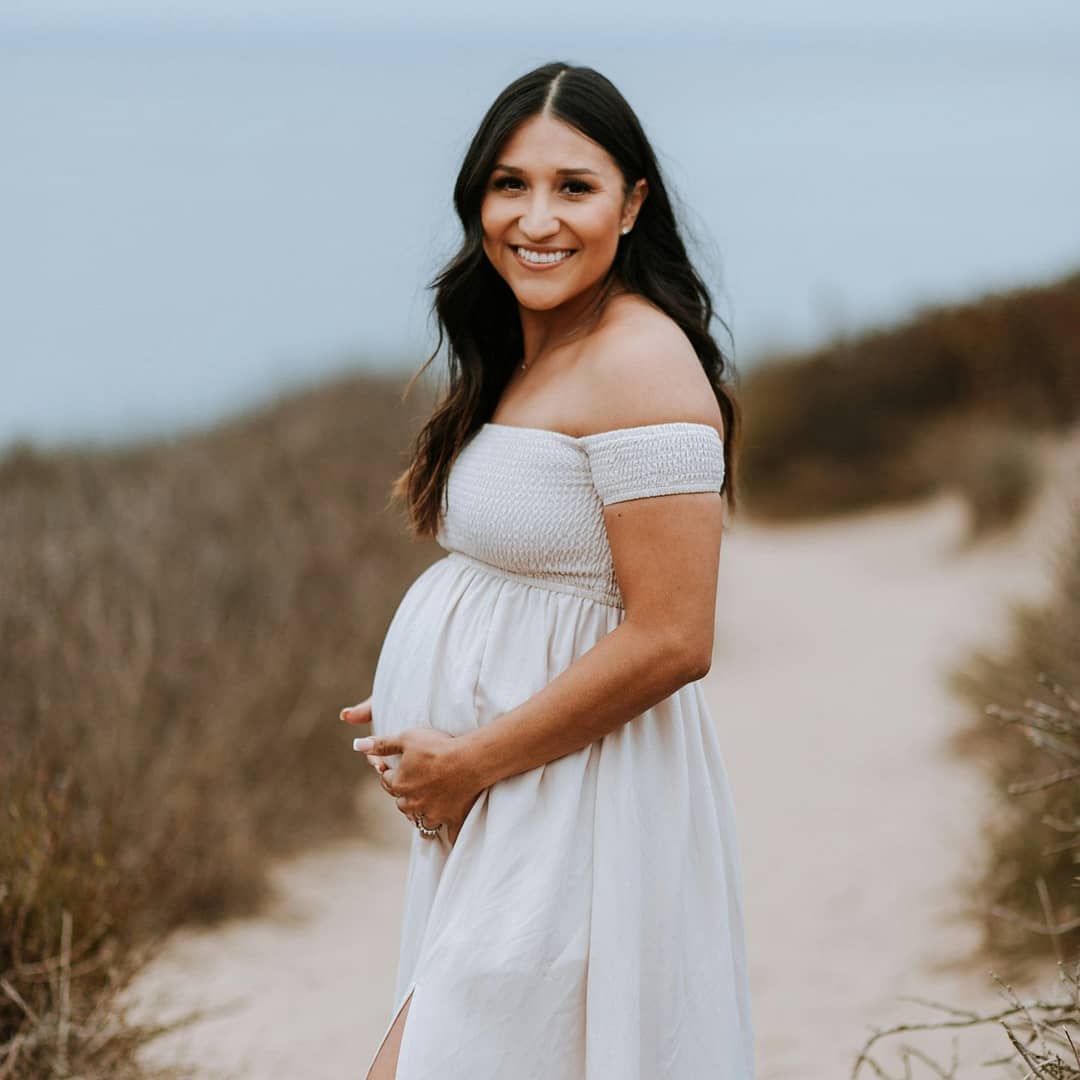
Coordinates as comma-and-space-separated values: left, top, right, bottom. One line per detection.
511, 272, 599, 308
514, 288, 582, 312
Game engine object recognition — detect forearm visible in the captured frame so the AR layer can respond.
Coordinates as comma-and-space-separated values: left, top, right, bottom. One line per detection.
455, 620, 704, 791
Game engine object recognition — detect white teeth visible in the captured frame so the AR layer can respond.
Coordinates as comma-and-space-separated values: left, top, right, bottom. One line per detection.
515, 247, 573, 265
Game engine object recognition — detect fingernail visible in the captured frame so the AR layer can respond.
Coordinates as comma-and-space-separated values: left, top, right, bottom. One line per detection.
353, 737, 374, 752
339, 709, 350, 721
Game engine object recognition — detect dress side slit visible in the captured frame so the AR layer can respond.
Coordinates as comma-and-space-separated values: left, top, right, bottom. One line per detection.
366, 986, 416, 1080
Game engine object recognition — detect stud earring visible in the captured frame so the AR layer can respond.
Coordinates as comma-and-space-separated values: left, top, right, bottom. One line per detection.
621, 226, 630, 235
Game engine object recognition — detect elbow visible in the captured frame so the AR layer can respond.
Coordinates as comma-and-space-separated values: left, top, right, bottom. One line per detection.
681, 650, 712, 683
627, 614, 714, 686
661, 629, 713, 685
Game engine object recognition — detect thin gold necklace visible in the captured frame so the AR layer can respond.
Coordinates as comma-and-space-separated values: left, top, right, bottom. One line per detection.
518, 315, 595, 373
519, 285, 627, 374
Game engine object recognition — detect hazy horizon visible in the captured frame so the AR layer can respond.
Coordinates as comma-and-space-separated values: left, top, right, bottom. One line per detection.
3, 15, 1077, 451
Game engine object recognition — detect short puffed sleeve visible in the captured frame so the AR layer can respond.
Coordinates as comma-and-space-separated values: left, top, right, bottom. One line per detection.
581, 421, 726, 507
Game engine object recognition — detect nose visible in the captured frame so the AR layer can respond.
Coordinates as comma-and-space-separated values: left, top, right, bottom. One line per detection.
517, 191, 560, 242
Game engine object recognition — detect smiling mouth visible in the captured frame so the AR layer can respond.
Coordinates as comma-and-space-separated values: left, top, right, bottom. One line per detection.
511, 245, 577, 268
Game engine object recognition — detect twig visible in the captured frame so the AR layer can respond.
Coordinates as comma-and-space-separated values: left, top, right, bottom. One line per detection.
0, 1032, 25, 1080
1037, 673, 1080, 715
851, 1000, 1060, 1078
54, 908, 72, 1077
989, 906, 1080, 937
1009, 767, 1080, 796
0, 977, 39, 1025
1037, 877, 1066, 968
892, 994, 981, 1022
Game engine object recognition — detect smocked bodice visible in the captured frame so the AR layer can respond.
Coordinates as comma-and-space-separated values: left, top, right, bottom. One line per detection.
434, 421, 726, 609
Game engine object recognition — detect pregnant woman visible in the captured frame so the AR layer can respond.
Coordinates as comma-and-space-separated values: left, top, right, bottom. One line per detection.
342, 60, 755, 1079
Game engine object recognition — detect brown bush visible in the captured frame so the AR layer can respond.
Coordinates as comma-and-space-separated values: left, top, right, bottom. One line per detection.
948, 490, 1080, 981
905, 417, 1046, 541
0, 370, 439, 1076
740, 268, 1080, 521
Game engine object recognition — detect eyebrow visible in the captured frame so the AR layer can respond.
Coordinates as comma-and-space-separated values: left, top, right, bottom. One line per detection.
492, 164, 601, 177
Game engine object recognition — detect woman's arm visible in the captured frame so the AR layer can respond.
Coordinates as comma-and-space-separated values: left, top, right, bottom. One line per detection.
455, 486, 723, 791
349, 481, 724, 836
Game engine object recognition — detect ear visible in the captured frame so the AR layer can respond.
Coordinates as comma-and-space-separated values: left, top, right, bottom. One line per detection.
623, 178, 649, 231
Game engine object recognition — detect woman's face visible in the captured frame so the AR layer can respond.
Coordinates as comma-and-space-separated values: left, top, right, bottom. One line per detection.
480, 113, 647, 312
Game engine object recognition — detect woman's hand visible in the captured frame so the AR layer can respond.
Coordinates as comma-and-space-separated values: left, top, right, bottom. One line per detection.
340, 698, 391, 776
359, 728, 483, 846
340, 699, 483, 845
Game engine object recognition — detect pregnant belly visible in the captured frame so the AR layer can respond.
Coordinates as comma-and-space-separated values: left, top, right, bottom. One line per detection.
370, 556, 487, 741
370, 553, 625, 744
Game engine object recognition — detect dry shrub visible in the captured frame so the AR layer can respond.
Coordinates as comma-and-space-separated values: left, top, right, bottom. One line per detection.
854, 496, 1080, 1075
855, 677, 1080, 1077
947, 491, 1080, 980
946, 426, 1043, 540
853, 944, 1080, 1077
0, 370, 439, 1076
740, 268, 1080, 521
906, 418, 1045, 541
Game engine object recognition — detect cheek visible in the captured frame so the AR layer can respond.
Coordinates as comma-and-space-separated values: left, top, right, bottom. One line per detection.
479, 203, 502, 261
480, 197, 510, 240
577, 228, 618, 268
574, 207, 621, 252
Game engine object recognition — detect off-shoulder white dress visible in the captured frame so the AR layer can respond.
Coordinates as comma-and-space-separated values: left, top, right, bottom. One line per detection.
367, 421, 755, 1079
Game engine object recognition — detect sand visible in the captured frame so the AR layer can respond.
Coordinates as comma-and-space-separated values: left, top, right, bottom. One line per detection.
124, 433, 1079, 1079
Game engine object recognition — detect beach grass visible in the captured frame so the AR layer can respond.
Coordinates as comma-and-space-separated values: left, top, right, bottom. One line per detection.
0, 370, 439, 1076
740, 268, 1080, 530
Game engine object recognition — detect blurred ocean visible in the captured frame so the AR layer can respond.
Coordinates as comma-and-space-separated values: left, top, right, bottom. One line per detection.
1, 19, 1077, 449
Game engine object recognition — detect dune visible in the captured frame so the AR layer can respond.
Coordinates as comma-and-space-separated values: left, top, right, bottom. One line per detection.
122, 432, 1079, 1079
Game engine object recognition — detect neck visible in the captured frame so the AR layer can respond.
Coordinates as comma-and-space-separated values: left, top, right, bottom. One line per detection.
518, 275, 623, 367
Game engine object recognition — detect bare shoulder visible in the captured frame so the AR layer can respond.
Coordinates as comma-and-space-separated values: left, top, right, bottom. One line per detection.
578, 295, 726, 440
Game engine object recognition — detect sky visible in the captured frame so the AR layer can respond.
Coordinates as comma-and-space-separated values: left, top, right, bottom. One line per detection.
2, 0, 1076, 448
4, 0, 1079, 33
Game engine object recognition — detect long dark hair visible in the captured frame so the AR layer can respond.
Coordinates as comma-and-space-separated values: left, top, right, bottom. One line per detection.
392, 60, 742, 535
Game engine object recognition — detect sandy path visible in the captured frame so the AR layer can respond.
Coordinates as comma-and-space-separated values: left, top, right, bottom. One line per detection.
713, 484, 1068, 1076
126, 438, 1077, 1079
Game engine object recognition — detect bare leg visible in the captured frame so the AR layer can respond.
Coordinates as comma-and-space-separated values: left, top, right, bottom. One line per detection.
366, 989, 414, 1080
